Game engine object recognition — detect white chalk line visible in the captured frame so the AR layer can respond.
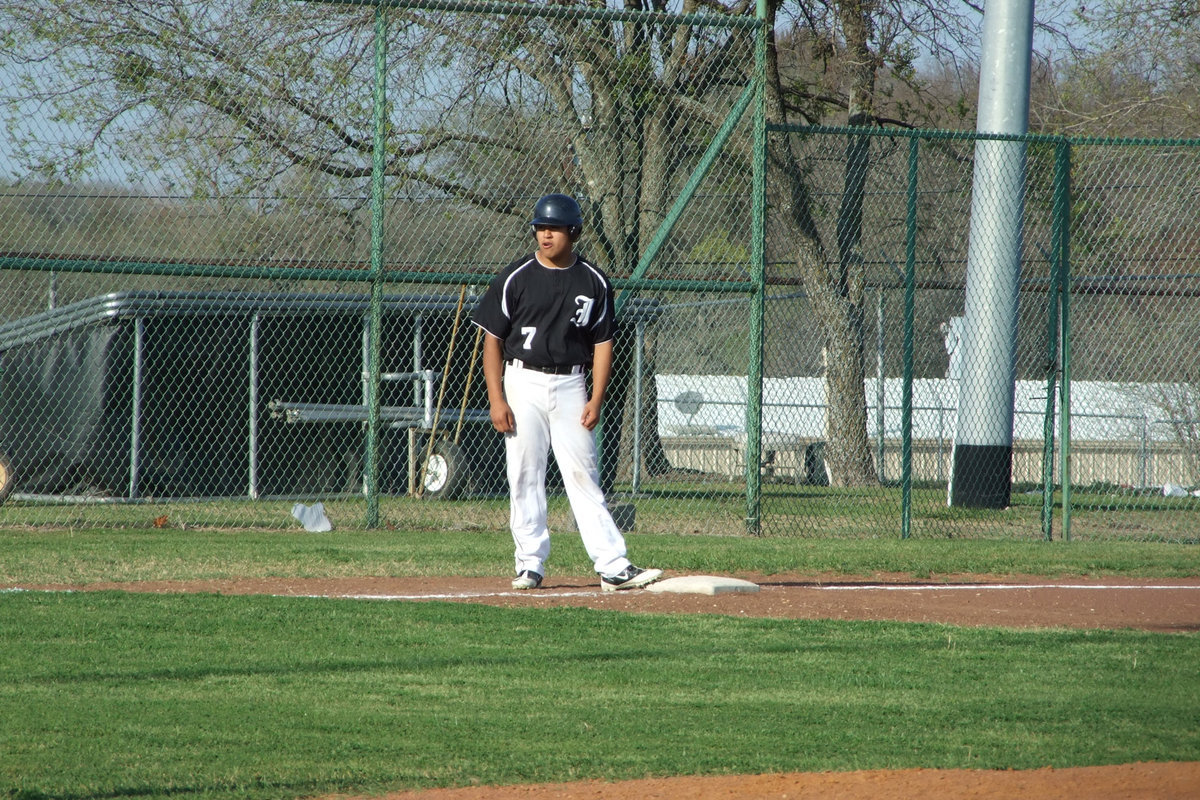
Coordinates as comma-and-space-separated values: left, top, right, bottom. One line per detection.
316, 590, 603, 601
0, 587, 606, 601
299, 583, 1200, 602
816, 583, 1200, 592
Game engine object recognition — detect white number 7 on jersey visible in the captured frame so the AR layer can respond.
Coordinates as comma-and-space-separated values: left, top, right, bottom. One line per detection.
521, 326, 537, 349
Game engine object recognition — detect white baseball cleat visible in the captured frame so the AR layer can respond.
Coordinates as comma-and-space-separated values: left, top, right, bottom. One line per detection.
511, 570, 543, 590
600, 565, 663, 591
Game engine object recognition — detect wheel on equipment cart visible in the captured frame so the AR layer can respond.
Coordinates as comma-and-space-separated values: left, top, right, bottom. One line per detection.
421, 438, 469, 500
0, 450, 13, 506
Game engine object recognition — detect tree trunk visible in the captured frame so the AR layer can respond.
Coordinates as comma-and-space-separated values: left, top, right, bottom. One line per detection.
822, 0, 880, 486
803, 266, 878, 486
755, 0, 880, 487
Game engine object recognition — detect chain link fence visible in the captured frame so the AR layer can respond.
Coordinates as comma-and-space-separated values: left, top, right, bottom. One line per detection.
1056, 141, 1200, 541
0, 0, 763, 536
758, 130, 1200, 540
1, 1, 1198, 541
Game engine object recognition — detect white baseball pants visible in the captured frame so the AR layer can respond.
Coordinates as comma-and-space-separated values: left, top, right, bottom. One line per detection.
502, 367, 631, 578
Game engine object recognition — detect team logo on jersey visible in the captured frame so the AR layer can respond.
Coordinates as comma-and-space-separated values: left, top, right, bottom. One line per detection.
572, 295, 595, 327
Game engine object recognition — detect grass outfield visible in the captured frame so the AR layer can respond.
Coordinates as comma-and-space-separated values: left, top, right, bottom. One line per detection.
1, 532, 1198, 800
3, 483, 1198, 541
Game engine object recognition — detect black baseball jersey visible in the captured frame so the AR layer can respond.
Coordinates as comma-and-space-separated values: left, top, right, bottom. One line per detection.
472, 253, 617, 368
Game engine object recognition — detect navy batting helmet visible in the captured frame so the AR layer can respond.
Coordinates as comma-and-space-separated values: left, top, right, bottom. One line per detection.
530, 193, 583, 238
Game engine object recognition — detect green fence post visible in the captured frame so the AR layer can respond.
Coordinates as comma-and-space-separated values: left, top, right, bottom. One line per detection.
1040, 137, 1070, 540
900, 136, 918, 539
1039, 259, 1061, 541
364, 4, 389, 529
1057, 139, 1072, 541
744, 0, 768, 535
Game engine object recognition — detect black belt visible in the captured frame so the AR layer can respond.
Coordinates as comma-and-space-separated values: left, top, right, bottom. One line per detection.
508, 358, 585, 375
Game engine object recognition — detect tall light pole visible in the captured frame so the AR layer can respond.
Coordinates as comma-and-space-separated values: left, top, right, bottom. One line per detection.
950, 0, 1035, 508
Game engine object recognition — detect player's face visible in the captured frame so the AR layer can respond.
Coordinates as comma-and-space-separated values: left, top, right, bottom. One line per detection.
533, 225, 574, 265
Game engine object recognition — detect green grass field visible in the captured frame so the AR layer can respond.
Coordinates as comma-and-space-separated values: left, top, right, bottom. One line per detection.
3, 479, 1198, 542
2, 531, 1198, 800
3, 528, 1200, 583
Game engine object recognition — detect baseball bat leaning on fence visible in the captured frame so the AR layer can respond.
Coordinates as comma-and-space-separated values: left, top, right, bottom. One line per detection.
456, 325, 484, 447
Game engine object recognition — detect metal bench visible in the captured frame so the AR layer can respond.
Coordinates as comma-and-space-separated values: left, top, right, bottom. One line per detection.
270, 370, 489, 427
270, 370, 494, 498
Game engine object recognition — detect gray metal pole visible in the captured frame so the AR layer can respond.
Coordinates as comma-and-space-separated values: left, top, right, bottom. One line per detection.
632, 319, 645, 495
248, 312, 261, 500
128, 316, 145, 500
876, 288, 886, 483
412, 312, 424, 405
950, 0, 1034, 508
364, 5, 388, 527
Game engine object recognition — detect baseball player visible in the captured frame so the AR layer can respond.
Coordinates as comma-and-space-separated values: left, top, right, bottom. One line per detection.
471, 193, 663, 592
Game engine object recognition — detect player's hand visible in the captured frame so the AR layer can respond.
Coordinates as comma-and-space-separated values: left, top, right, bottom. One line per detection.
581, 399, 602, 431
490, 401, 515, 433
